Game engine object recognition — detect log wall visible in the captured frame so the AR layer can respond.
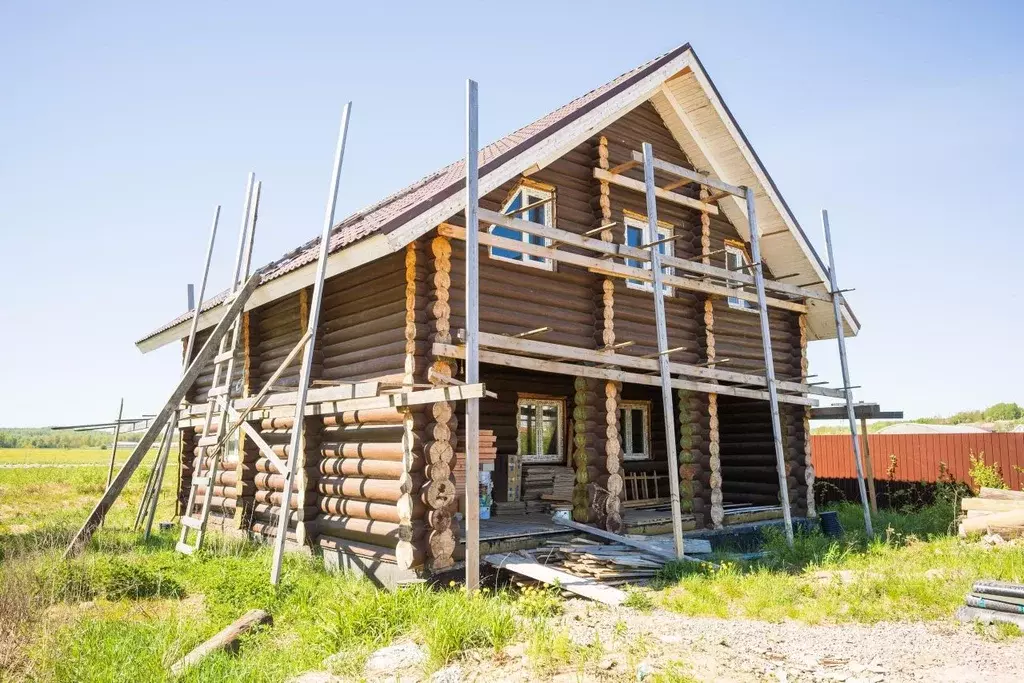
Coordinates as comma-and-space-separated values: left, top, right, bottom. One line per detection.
174, 98, 817, 567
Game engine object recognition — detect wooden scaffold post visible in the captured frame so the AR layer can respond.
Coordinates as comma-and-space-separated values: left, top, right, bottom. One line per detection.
138, 204, 223, 538
745, 186, 795, 546
821, 209, 874, 537
640, 142, 686, 558
270, 102, 353, 585
464, 79, 482, 590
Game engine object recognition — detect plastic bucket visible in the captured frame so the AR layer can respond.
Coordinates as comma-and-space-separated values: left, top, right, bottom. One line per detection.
819, 510, 843, 537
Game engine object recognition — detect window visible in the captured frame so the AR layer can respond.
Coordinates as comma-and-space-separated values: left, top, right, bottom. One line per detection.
623, 215, 673, 295
517, 397, 564, 463
725, 241, 756, 311
618, 401, 651, 460
488, 182, 555, 270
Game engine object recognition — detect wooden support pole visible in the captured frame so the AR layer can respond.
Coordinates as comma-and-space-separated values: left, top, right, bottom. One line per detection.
102, 398, 124, 528
641, 142, 685, 558
464, 79, 481, 591
271, 102, 352, 586
746, 186, 794, 547
64, 274, 259, 558
860, 417, 877, 513
822, 209, 873, 537
138, 206, 224, 537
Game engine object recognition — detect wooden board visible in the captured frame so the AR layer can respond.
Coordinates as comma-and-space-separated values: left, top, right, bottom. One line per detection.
552, 517, 699, 562
485, 551, 626, 606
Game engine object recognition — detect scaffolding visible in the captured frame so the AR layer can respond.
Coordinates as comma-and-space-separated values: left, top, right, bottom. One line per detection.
64, 69, 874, 588
457, 79, 872, 574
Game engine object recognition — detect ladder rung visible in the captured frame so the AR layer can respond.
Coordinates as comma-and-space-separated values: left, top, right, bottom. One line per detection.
180, 516, 204, 529
208, 385, 230, 397
175, 541, 196, 555
192, 475, 211, 488
214, 350, 236, 364
197, 435, 219, 447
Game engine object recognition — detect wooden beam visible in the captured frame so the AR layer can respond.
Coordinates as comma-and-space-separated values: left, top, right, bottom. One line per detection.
240, 421, 288, 475
434, 343, 815, 407
485, 552, 626, 605
442, 222, 807, 314
474, 331, 835, 400
475, 208, 825, 303
642, 142, 685, 557
465, 79, 482, 592
170, 609, 272, 676
64, 273, 260, 559
630, 149, 746, 198
248, 383, 491, 421
551, 518, 699, 563
593, 168, 720, 215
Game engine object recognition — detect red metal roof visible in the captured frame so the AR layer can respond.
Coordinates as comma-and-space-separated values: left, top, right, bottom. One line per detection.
138, 44, 691, 345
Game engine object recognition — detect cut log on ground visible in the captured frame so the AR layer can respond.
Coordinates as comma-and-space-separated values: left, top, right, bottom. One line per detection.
170, 609, 272, 677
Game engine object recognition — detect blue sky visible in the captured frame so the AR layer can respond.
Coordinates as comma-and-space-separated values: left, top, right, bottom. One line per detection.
1, 1, 1021, 427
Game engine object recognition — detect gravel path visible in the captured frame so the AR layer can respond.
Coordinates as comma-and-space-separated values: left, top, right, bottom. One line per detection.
459, 602, 1024, 682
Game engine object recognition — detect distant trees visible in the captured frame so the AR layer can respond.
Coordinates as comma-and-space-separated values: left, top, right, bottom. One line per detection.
0, 428, 113, 449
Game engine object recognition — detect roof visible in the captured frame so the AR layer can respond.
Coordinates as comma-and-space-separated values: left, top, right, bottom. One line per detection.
137, 43, 858, 352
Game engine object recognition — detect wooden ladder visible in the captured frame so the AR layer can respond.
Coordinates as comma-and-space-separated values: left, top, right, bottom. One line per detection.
176, 187, 258, 556
175, 286, 246, 555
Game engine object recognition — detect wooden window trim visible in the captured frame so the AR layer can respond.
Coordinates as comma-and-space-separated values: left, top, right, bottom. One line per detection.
619, 400, 652, 461
622, 214, 674, 295
724, 239, 756, 312
516, 395, 566, 464
488, 180, 556, 272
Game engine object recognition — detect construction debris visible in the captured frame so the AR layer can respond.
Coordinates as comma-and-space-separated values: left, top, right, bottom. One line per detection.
485, 550, 628, 605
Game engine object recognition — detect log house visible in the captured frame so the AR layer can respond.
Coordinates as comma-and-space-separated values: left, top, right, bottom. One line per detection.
136, 44, 860, 584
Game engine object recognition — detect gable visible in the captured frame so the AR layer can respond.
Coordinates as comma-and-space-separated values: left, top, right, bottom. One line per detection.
136, 44, 856, 353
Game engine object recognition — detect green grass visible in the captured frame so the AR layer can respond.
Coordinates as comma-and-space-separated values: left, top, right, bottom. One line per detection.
0, 447, 169, 561
656, 501, 1024, 624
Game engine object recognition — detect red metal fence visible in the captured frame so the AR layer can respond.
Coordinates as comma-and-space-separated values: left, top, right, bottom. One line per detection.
812, 433, 1024, 491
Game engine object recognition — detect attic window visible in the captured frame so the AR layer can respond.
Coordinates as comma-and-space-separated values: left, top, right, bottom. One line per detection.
623, 215, 674, 295
725, 241, 755, 311
488, 182, 555, 271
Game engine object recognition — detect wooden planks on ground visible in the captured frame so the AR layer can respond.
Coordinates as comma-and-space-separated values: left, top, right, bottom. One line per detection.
552, 517, 700, 562
485, 551, 627, 606
170, 609, 272, 676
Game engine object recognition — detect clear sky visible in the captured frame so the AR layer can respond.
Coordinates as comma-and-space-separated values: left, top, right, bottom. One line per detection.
1, 1, 1021, 427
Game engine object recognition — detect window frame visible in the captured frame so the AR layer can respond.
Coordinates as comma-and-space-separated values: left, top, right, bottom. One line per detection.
487, 181, 556, 271
724, 240, 756, 312
516, 395, 566, 464
622, 214, 674, 296
618, 400, 652, 461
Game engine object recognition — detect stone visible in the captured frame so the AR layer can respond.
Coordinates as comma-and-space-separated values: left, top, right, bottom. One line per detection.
364, 641, 427, 674
431, 663, 463, 683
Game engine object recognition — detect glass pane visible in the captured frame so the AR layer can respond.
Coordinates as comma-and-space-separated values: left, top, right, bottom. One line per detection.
626, 225, 643, 247
506, 192, 523, 216
631, 409, 645, 455
618, 408, 628, 449
539, 404, 560, 455
492, 225, 524, 261
518, 403, 536, 454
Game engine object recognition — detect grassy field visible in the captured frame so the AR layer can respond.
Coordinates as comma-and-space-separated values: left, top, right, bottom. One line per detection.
0, 447, 116, 466
2, 448, 1022, 681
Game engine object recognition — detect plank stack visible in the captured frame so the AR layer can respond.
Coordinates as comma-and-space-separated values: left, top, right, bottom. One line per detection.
958, 487, 1024, 539
522, 465, 576, 511
453, 429, 497, 512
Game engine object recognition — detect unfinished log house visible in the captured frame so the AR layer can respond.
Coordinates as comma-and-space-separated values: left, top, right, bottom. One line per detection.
136, 44, 859, 583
